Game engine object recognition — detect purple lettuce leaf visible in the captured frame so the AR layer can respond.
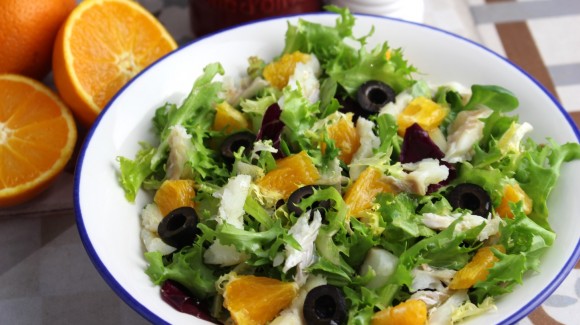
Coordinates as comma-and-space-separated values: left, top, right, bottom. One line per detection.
160, 280, 217, 323
256, 103, 285, 158
400, 123, 444, 163
399, 123, 456, 193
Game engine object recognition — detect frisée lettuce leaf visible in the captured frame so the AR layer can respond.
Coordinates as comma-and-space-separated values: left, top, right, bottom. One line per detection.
117, 7, 580, 324
118, 63, 227, 202
514, 140, 580, 229
145, 242, 217, 299
283, 6, 416, 96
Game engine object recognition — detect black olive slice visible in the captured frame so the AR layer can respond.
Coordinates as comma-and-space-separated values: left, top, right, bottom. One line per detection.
303, 285, 347, 325
356, 80, 396, 115
275, 199, 285, 209
446, 183, 491, 217
158, 207, 200, 249
337, 96, 363, 121
220, 131, 256, 163
287, 185, 331, 218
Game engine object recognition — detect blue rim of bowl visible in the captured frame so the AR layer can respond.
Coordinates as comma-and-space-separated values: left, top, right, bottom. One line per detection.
75, 11, 580, 325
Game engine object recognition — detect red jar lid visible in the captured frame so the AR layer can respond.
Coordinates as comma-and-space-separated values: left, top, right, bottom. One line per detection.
190, 0, 323, 37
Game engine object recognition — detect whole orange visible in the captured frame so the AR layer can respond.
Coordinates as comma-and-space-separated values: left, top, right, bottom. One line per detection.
0, 0, 76, 80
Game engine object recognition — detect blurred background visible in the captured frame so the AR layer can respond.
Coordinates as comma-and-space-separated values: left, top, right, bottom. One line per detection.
150, 0, 580, 123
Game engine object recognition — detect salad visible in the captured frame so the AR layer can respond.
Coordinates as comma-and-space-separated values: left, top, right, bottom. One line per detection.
118, 7, 580, 325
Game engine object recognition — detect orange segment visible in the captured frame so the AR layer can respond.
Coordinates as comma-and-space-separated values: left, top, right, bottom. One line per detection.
256, 151, 320, 200
372, 300, 427, 325
52, 0, 177, 126
397, 97, 448, 136
153, 179, 196, 217
223, 275, 298, 325
262, 51, 310, 89
495, 183, 533, 218
324, 113, 360, 164
0, 74, 77, 207
344, 167, 396, 217
449, 245, 505, 290
213, 101, 250, 134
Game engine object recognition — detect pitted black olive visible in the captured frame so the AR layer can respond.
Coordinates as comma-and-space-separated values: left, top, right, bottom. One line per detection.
356, 80, 396, 115
220, 131, 256, 163
158, 207, 200, 249
275, 199, 285, 209
303, 285, 347, 325
287, 185, 331, 218
446, 183, 491, 217
337, 96, 362, 121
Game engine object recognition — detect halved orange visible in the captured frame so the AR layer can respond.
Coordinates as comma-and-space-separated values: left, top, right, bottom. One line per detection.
0, 74, 77, 207
52, 0, 177, 126
495, 183, 533, 219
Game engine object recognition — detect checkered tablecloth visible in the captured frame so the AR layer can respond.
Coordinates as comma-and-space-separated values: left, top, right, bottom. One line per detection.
1, 1, 578, 324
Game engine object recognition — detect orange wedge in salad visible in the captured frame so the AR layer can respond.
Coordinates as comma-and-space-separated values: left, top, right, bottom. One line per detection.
372, 299, 428, 325
256, 151, 320, 200
449, 245, 505, 289
223, 275, 298, 325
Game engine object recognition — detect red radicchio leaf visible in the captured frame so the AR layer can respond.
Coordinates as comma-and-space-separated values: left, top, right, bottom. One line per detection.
400, 123, 444, 163
160, 280, 217, 323
399, 123, 456, 193
256, 103, 285, 158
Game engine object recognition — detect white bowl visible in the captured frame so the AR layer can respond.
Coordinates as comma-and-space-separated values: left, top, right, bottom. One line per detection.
75, 12, 580, 325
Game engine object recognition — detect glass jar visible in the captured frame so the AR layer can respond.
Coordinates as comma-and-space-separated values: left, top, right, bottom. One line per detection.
190, 0, 323, 37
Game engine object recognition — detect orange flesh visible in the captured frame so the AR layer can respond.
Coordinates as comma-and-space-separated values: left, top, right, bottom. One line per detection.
344, 167, 396, 217
262, 51, 310, 90
495, 183, 533, 218
153, 179, 196, 217
52, 0, 177, 126
372, 299, 428, 325
223, 275, 298, 325
325, 113, 360, 164
256, 151, 320, 200
0, 75, 77, 206
449, 245, 506, 289
397, 97, 448, 136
